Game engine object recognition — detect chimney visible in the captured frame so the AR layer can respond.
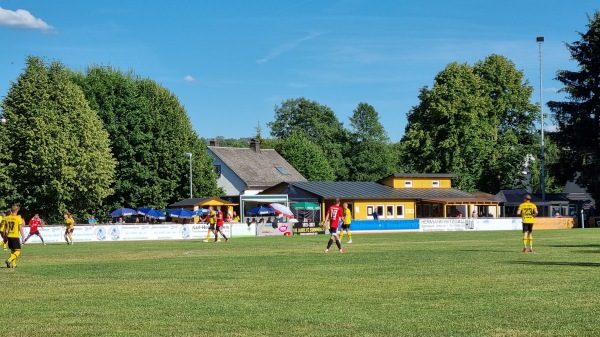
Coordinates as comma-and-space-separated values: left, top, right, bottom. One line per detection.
208, 138, 219, 147
249, 138, 260, 153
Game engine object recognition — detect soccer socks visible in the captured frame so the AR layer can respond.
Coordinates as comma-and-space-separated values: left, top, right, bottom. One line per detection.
68, 233, 73, 243
335, 239, 342, 250
8, 250, 20, 266
327, 239, 333, 249
529, 235, 533, 247
339, 232, 344, 240
347, 231, 352, 241
205, 231, 212, 240
523, 235, 528, 246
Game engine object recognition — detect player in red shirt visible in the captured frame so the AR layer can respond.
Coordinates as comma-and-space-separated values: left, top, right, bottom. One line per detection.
22, 213, 46, 245
323, 198, 345, 254
214, 206, 229, 243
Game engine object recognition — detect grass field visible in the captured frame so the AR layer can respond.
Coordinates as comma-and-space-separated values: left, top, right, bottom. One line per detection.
2, 229, 600, 337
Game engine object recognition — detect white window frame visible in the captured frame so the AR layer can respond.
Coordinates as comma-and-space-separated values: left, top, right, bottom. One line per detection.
404, 180, 413, 188
432, 180, 440, 188
367, 205, 374, 218
386, 205, 394, 218
396, 205, 405, 218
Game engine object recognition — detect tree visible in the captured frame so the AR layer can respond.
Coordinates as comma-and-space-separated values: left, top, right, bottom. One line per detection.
548, 11, 600, 203
347, 102, 395, 181
268, 97, 348, 180
72, 66, 221, 213
0, 56, 116, 222
399, 55, 538, 193
275, 132, 335, 181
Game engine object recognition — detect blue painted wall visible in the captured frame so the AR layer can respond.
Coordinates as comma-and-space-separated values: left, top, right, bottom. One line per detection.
351, 219, 419, 231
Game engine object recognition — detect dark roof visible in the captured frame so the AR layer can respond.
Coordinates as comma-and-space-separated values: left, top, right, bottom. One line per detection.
279, 182, 475, 200
492, 189, 553, 205
539, 192, 595, 210
208, 147, 307, 188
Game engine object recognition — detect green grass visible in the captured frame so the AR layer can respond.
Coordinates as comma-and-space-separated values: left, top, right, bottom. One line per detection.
2, 230, 600, 336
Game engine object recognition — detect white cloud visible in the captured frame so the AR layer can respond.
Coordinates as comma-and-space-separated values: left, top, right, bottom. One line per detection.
0, 6, 53, 31
183, 75, 195, 82
257, 32, 323, 64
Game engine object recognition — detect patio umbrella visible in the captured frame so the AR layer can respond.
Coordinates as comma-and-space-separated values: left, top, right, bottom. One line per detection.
195, 209, 209, 216
270, 203, 294, 219
146, 209, 166, 220
136, 207, 153, 216
167, 208, 196, 219
110, 208, 138, 217
248, 206, 276, 215
291, 201, 320, 210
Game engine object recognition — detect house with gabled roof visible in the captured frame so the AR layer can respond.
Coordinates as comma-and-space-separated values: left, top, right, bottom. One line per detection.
207, 139, 307, 196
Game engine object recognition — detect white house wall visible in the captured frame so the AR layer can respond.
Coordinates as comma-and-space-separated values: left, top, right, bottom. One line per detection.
210, 154, 246, 195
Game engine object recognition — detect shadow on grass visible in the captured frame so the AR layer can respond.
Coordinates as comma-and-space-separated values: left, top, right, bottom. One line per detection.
510, 261, 600, 267
460, 249, 513, 253
546, 244, 600, 248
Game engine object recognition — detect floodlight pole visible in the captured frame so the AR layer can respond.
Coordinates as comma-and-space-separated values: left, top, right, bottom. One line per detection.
537, 36, 546, 201
185, 153, 193, 199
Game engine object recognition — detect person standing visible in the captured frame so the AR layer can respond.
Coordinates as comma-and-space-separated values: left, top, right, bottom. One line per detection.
4, 205, 25, 268
64, 213, 75, 245
339, 202, 353, 244
323, 198, 346, 254
214, 206, 229, 243
517, 194, 538, 252
0, 212, 7, 251
203, 206, 217, 242
22, 213, 46, 245
88, 214, 98, 226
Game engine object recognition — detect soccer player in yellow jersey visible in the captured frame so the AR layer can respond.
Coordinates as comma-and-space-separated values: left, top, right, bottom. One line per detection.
517, 194, 538, 253
64, 213, 75, 245
202, 206, 218, 242
339, 202, 353, 244
4, 205, 25, 268
0, 212, 7, 251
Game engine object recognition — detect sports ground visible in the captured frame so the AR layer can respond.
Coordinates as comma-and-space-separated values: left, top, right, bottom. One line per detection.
2, 229, 599, 337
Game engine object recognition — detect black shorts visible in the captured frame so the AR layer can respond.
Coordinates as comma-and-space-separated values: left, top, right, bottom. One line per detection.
208, 224, 215, 230
341, 224, 351, 230
7, 237, 21, 250
29, 230, 41, 236
65, 227, 74, 234
328, 227, 338, 234
522, 223, 534, 233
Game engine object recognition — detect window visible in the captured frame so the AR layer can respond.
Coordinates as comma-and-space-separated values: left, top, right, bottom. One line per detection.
213, 165, 222, 178
404, 180, 413, 188
377, 205, 384, 217
386, 205, 394, 218
432, 180, 440, 188
275, 166, 287, 174
416, 204, 422, 217
396, 205, 405, 218
367, 205, 374, 217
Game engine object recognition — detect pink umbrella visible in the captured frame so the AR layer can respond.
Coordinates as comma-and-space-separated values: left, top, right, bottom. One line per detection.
269, 203, 294, 219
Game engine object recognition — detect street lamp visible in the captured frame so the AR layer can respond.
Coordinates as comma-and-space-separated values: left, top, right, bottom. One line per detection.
185, 153, 192, 199
537, 36, 546, 201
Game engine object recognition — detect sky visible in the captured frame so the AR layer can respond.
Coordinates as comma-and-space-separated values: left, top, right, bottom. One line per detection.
0, 1, 598, 142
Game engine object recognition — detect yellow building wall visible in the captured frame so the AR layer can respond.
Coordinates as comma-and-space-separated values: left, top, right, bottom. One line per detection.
349, 200, 416, 220
380, 177, 452, 189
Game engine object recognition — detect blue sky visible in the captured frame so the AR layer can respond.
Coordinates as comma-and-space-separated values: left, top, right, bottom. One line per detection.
0, 1, 598, 142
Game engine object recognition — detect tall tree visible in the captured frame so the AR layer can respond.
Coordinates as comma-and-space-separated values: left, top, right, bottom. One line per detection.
347, 102, 395, 181
399, 56, 538, 193
72, 66, 221, 213
548, 11, 600, 203
0, 56, 116, 222
276, 131, 335, 181
268, 97, 348, 180
473, 54, 539, 192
